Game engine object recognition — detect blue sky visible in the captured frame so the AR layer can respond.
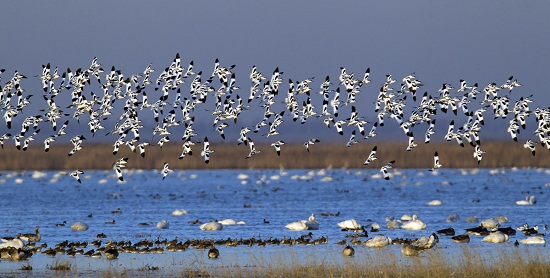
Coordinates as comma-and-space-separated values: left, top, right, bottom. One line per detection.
1, 1, 549, 143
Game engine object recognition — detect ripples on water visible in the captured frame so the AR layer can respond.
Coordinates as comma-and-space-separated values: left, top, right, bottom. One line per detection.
1, 168, 548, 272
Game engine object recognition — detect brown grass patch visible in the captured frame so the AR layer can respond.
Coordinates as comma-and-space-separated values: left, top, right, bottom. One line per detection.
0, 139, 546, 170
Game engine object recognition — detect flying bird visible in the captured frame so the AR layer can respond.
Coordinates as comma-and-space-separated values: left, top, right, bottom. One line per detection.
380, 160, 395, 180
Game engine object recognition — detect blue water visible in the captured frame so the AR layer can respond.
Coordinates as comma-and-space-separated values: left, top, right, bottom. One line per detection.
0, 168, 548, 273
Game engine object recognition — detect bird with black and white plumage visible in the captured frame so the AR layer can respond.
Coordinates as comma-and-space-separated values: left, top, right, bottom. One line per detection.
161, 162, 173, 180
270, 140, 285, 156
201, 137, 214, 164
523, 139, 535, 156
245, 137, 260, 159
112, 157, 129, 182
68, 135, 86, 156
363, 146, 378, 165
380, 160, 395, 180
346, 130, 358, 147
473, 145, 485, 164
304, 138, 320, 152
71, 169, 84, 183
429, 151, 442, 171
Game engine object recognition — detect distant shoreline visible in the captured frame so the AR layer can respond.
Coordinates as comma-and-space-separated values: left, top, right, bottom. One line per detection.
0, 140, 546, 170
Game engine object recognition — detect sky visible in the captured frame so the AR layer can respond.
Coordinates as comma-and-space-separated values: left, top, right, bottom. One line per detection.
1, 1, 549, 143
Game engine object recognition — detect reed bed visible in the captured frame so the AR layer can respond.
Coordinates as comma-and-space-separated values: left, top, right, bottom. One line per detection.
27, 246, 548, 278
0, 140, 547, 170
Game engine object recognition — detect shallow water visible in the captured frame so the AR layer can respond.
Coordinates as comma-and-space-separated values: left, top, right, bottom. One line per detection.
0, 168, 548, 273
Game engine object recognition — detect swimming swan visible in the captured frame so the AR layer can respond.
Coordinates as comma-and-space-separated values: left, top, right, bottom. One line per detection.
402, 215, 426, 230
338, 219, 362, 230
199, 220, 223, 231
364, 234, 392, 248
516, 195, 536, 205
482, 231, 509, 243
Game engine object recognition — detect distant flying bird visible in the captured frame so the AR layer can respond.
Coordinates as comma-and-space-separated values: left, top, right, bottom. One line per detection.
201, 137, 214, 164
245, 137, 260, 159
429, 151, 442, 171
70, 169, 84, 183
304, 138, 320, 152
161, 162, 173, 180
363, 146, 378, 165
380, 160, 395, 180
270, 140, 285, 156
523, 139, 535, 156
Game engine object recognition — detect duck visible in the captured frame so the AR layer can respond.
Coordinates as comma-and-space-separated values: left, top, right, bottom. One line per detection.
199, 220, 223, 231
19, 226, 41, 242
364, 234, 392, 248
208, 247, 219, 259
482, 231, 509, 243
436, 227, 455, 236
342, 245, 355, 257
516, 195, 536, 205
451, 234, 470, 243
156, 220, 169, 229
401, 243, 424, 256
104, 248, 119, 259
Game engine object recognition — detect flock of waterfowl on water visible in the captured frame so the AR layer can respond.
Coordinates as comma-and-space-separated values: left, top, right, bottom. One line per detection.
0, 209, 547, 262
0, 54, 547, 181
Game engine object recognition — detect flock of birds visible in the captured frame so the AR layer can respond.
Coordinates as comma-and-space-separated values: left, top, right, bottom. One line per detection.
0, 54, 546, 181
0, 211, 546, 261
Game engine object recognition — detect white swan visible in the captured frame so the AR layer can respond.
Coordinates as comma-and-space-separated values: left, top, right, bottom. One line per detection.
364, 234, 392, 248
426, 200, 442, 206
171, 209, 188, 216
286, 213, 319, 230
219, 219, 246, 225
480, 218, 500, 231
338, 219, 362, 230
482, 231, 509, 243
520, 235, 546, 245
156, 220, 169, 229
402, 216, 426, 230
70, 221, 89, 231
305, 213, 319, 230
0, 238, 24, 249
285, 220, 308, 231
516, 195, 536, 205
200, 220, 223, 231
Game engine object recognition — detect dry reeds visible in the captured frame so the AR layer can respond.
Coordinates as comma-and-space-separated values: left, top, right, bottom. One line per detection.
0, 140, 547, 170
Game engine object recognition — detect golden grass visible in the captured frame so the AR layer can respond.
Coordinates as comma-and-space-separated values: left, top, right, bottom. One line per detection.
0, 139, 547, 170
82, 247, 550, 278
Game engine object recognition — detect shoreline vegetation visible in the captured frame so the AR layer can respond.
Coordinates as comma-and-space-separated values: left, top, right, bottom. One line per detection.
0, 140, 547, 171
2, 247, 549, 277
